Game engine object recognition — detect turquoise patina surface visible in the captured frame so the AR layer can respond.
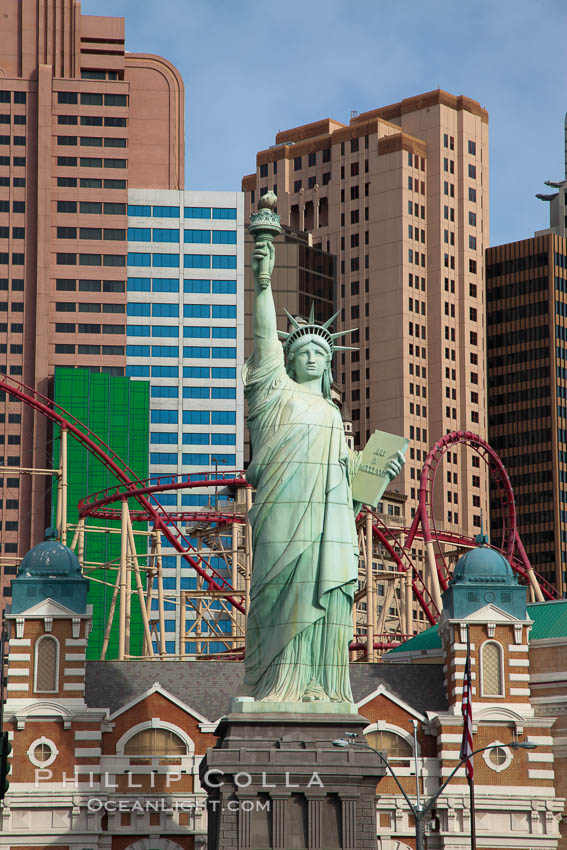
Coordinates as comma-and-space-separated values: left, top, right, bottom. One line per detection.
243, 193, 401, 705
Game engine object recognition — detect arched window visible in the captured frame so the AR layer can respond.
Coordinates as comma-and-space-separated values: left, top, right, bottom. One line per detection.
123, 728, 187, 756
34, 636, 59, 693
364, 729, 412, 759
481, 641, 504, 697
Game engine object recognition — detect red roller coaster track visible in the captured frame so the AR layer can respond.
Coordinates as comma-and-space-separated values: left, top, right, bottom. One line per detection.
0, 375, 558, 654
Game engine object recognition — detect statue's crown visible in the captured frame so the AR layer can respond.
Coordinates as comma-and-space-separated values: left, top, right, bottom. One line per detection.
278, 304, 358, 355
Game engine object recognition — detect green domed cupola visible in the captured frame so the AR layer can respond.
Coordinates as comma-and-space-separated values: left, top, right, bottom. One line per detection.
442, 532, 527, 620
11, 528, 89, 614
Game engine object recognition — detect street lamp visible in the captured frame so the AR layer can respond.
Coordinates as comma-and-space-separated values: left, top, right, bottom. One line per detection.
333, 733, 536, 850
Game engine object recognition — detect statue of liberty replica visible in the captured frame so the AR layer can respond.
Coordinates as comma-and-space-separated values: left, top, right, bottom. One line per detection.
201, 192, 404, 850
243, 192, 403, 706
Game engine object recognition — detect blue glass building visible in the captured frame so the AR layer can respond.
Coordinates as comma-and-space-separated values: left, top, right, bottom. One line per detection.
127, 189, 244, 654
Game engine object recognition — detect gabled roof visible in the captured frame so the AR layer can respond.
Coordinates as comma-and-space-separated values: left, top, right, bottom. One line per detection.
385, 599, 567, 658
85, 661, 447, 721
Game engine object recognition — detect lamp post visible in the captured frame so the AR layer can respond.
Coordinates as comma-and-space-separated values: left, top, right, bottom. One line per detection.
333, 734, 536, 850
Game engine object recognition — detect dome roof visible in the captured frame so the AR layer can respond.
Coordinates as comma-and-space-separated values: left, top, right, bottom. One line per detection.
451, 541, 516, 586
18, 528, 81, 578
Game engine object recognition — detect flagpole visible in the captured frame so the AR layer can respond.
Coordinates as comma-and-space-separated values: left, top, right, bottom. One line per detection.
468, 774, 477, 850
460, 625, 477, 850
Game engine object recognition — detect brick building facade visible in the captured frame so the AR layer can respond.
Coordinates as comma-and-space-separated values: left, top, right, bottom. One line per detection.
1, 531, 565, 850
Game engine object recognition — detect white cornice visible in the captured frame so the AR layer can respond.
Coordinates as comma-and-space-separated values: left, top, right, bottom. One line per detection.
5, 598, 90, 619
357, 683, 426, 721
107, 682, 210, 724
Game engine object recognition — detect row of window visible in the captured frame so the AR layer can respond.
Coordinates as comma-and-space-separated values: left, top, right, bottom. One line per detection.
57, 253, 125, 266
128, 228, 237, 244
0, 201, 25, 212
129, 304, 236, 319
126, 366, 236, 379
0, 92, 26, 104
0, 157, 25, 170
55, 323, 123, 334
151, 432, 236, 445
151, 410, 235, 425
0, 254, 24, 264
151, 386, 236, 399
54, 343, 123, 355
128, 253, 237, 269
54, 169, 125, 189
57, 201, 125, 215
56, 279, 125, 292
0, 177, 25, 189
127, 278, 237, 294
126, 345, 236, 359
57, 115, 127, 127
128, 205, 237, 220
150, 453, 236, 466
127, 325, 236, 338
57, 92, 127, 106
0, 136, 26, 146
0, 227, 24, 238
57, 135, 126, 147
57, 227, 125, 240
56, 302, 124, 313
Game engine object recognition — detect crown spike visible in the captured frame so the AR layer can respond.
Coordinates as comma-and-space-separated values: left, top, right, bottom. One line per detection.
321, 308, 342, 330
333, 345, 359, 352
330, 327, 356, 340
308, 303, 315, 324
283, 308, 301, 330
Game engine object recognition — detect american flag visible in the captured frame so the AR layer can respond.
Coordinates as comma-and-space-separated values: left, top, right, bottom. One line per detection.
460, 636, 474, 781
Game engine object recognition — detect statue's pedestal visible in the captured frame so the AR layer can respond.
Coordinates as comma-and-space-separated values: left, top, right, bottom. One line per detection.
200, 710, 385, 850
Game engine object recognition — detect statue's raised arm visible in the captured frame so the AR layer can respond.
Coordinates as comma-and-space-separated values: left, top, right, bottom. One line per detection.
249, 192, 281, 364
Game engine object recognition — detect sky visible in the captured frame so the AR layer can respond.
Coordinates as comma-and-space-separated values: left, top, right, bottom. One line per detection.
85, 0, 566, 247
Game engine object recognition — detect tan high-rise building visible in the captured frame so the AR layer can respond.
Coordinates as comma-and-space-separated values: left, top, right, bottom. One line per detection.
0, 0, 184, 564
242, 90, 489, 537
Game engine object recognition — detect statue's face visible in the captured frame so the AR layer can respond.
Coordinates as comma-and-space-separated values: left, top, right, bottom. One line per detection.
292, 341, 330, 383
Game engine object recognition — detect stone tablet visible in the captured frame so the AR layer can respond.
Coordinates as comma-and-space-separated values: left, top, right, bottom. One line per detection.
352, 430, 409, 506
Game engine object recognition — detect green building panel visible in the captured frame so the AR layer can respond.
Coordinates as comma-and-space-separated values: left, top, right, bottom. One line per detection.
53, 367, 150, 660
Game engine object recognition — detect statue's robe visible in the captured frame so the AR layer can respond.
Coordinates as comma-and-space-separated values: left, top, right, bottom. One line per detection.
242, 340, 359, 702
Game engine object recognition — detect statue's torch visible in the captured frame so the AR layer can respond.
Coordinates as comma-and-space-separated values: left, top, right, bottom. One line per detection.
248, 191, 282, 289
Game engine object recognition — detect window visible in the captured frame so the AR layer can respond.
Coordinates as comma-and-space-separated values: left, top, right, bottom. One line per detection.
294, 156, 302, 171
185, 207, 210, 219
183, 279, 209, 294
184, 229, 209, 244
481, 641, 504, 696
212, 280, 236, 294
469, 187, 476, 202
104, 94, 127, 107
34, 636, 59, 692
80, 136, 102, 147
365, 729, 412, 759
212, 255, 236, 269
80, 227, 101, 240
58, 92, 78, 104
212, 230, 237, 245
128, 204, 151, 217
294, 180, 302, 193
